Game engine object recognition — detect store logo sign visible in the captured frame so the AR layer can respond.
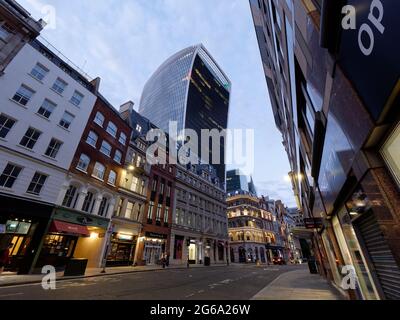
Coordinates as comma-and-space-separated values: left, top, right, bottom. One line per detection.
342, 0, 385, 56
41, 265, 56, 290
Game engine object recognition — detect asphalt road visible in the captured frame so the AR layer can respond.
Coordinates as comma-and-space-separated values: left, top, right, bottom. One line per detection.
0, 264, 303, 300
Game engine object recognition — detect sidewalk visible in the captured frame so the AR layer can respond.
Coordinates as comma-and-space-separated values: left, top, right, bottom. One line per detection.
252, 267, 345, 300
0, 263, 229, 288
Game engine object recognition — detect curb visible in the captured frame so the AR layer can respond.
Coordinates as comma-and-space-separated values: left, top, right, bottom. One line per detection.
0, 264, 229, 288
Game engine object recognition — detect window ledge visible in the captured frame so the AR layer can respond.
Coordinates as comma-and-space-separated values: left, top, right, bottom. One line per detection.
50, 87, 64, 97
0, 186, 15, 193
0, 137, 8, 142
76, 167, 88, 174
25, 192, 42, 198
91, 174, 105, 182
16, 144, 35, 153
57, 124, 70, 132
27, 73, 44, 84
9, 98, 28, 109
35, 113, 51, 122
42, 154, 58, 162
69, 100, 81, 108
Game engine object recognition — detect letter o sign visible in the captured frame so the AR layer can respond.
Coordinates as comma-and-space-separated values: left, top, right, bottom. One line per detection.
358, 23, 374, 56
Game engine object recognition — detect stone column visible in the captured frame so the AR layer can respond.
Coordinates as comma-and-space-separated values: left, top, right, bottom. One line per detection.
92, 194, 103, 216
106, 198, 116, 219
75, 188, 88, 211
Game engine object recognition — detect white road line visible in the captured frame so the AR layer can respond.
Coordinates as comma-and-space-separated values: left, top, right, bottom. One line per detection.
185, 293, 195, 298
0, 292, 24, 298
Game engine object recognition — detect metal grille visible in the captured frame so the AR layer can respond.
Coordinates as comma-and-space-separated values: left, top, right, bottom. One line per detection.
355, 212, 400, 300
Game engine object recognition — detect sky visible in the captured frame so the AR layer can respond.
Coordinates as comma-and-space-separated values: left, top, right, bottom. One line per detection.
20, 0, 296, 207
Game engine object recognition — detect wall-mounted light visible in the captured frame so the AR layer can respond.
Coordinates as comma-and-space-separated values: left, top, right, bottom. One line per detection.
90, 232, 99, 239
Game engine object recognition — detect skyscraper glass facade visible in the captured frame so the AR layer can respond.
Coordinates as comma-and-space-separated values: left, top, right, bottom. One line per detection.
139, 44, 231, 184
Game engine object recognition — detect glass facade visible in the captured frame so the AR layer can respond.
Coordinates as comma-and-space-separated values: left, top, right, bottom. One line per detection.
139, 45, 231, 184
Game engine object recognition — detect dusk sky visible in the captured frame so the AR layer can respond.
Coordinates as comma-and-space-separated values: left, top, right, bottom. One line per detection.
20, 0, 295, 207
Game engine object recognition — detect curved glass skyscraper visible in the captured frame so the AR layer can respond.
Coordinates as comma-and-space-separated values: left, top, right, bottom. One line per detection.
139, 44, 231, 184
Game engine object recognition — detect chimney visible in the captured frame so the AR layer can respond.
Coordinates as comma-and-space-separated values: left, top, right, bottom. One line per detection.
120, 101, 134, 114
90, 77, 101, 94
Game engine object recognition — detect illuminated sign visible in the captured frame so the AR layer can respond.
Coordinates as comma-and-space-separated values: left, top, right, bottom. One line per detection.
118, 233, 134, 241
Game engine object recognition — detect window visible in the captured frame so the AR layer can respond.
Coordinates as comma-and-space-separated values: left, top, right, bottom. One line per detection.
0, 114, 16, 138
86, 131, 98, 147
152, 179, 157, 192
125, 202, 134, 220
62, 185, 78, 208
0, 23, 15, 41
160, 182, 165, 195
27, 172, 47, 195
130, 176, 139, 192
82, 191, 95, 213
12, 85, 35, 106
166, 184, 171, 198
77, 154, 90, 172
94, 112, 105, 127
147, 201, 154, 220
119, 132, 127, 145
37, 99, 56, 118
30, 63, 48, 81
45, 138, 63, 158
114, 150, 122, 163
70, 91, 84, 106
100, 141, 112, 157
164, 207, 170, 224
0, 164, 22, 188
19, 127, 41, 149
59, 112, 75, 129
108, 170, 117, 185
156, 204, 162, 222
92, 162, 105, 180
136, 155, 142, 168
52, 78, 67, 95
98, 198, 109, 217
136, 124, 142, 133
106, 121, 117, 137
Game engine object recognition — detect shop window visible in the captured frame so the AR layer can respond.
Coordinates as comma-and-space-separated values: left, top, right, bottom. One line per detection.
381, 123, 400, 187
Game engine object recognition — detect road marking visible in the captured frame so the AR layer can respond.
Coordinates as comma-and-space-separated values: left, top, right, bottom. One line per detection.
0, 292, 24, 298
185, 293, 195, 298
197, 290, 205, 293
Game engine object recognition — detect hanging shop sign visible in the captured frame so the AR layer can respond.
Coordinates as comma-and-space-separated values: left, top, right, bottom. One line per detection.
145, 232, 167, 240
304, 218, 324, 229
339, 0, 400, 121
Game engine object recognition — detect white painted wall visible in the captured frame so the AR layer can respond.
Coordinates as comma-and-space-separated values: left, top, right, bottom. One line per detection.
0, 43, 96, 170
0, 149, 67, 204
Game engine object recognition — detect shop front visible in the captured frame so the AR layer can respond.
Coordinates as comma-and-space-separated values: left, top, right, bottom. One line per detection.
0, 194, 53, 274
106, 220, 140, 267
35, 208, 109, 270
138, 232, 167, 265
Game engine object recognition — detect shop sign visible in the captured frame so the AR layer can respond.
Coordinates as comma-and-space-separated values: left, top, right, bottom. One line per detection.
54, 209, 109, 229
339, 0, 400, 120
304, 218, 324, 229
118, 233, 134, 241
145, 232, 167, 240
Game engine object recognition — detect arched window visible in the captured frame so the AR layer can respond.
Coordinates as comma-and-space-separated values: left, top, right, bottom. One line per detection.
106, 121, 117, 137
98, 197, 110, 217
82, 191, 95, 213
62, 185, 78, 208
93, 162, 105, 180
77, 154, 90, 172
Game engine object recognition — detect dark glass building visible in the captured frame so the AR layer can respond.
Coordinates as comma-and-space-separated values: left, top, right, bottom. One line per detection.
139, 45, 231, 185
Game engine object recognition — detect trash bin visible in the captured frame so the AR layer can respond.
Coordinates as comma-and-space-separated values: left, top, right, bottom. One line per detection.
308, 257, 318, 274
64, 258, 88, 277
204, 257, 210, 266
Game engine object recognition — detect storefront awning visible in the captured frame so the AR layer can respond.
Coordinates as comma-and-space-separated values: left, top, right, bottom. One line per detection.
49, 220, 90, 236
